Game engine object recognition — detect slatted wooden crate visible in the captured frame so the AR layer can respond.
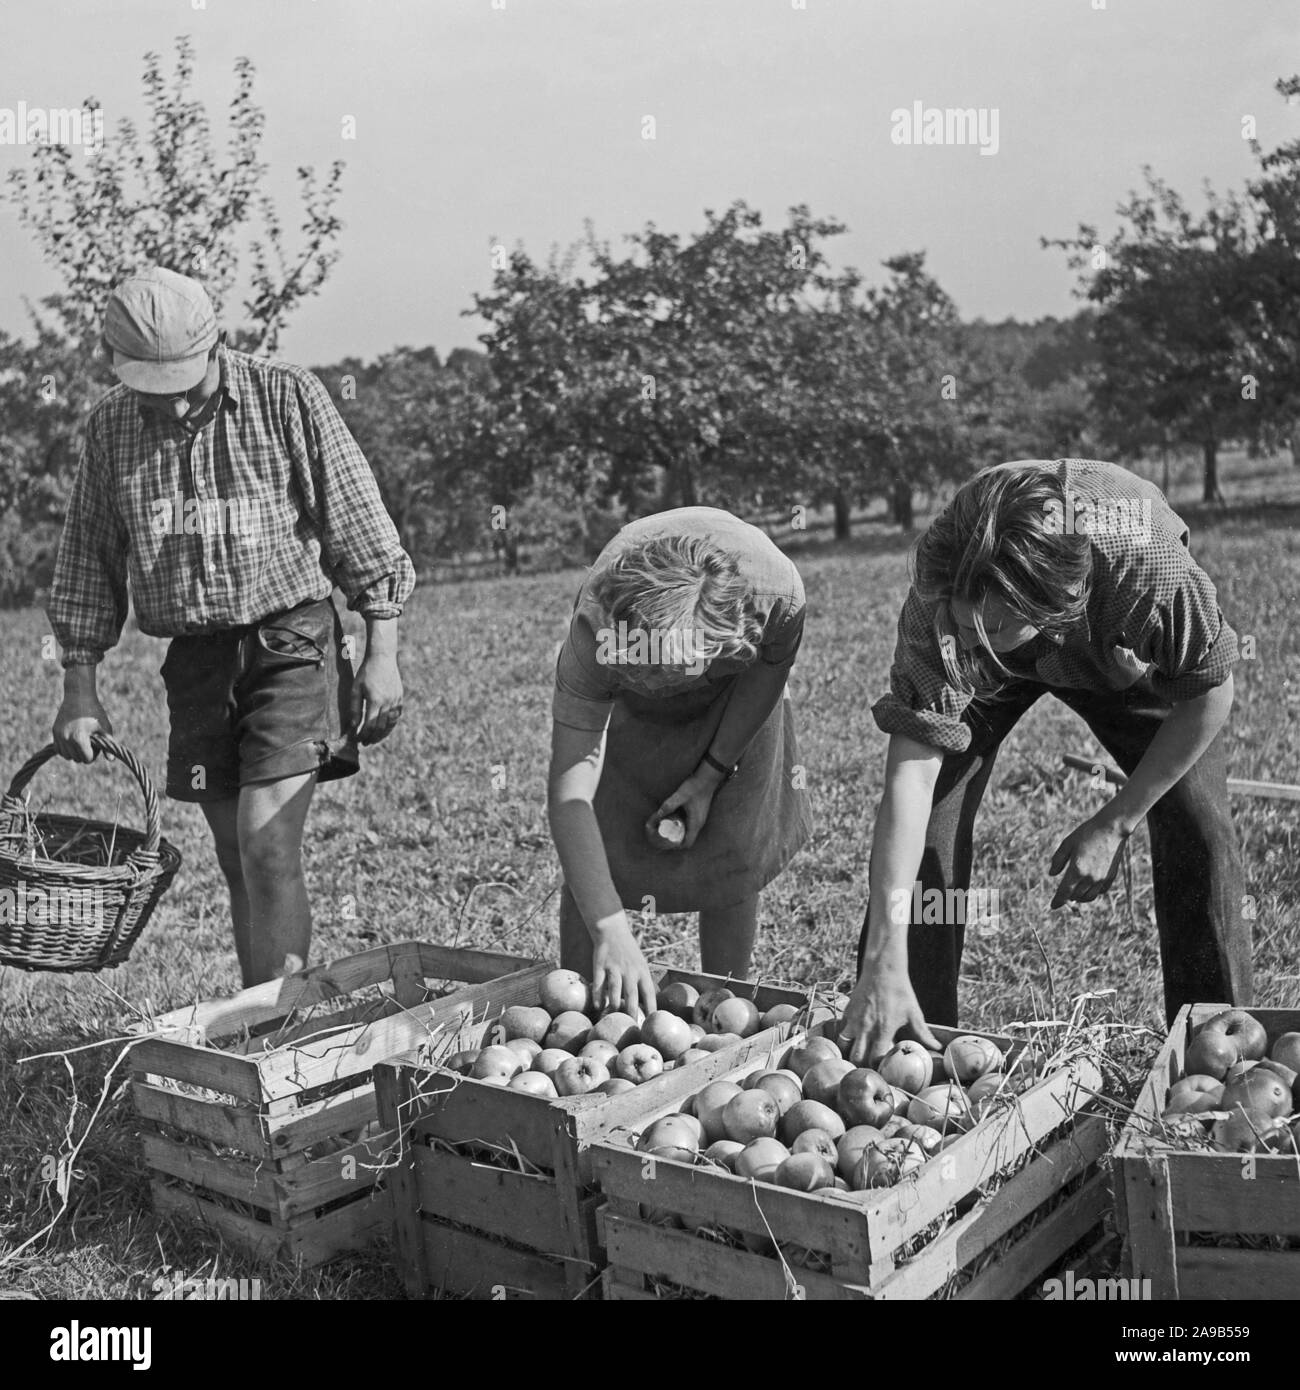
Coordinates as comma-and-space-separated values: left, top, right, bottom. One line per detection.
129, 941, 549, 1267
1115, 1003, 1300, 1300
376, 969, 826, 1300
592, 1022, 1109, 1300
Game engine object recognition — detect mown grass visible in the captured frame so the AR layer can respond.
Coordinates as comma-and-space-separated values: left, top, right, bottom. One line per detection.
1, 454, 1297, 1299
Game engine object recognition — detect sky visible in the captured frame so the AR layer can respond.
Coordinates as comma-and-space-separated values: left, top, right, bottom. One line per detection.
0, 0, 1294, 366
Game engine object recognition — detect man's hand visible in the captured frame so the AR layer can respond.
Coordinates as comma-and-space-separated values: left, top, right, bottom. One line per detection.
1049, 813, 1128, 908
590, 917, 658, 1018
53, 690, 113, 763
838, 961, 940, 1065
351, 653, 403, 745
646, 769, 721, 849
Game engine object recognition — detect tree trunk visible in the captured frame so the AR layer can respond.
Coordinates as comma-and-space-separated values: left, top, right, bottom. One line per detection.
891, 477, 914, 530
833, 488, 851, 541
1202, 439, 1224, 505
676, 459, 697, 508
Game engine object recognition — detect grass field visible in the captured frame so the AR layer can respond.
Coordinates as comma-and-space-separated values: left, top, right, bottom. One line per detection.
1, 454, 1298, 1300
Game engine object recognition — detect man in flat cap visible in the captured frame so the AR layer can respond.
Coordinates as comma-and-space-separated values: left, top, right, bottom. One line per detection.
48, 266, 415, 985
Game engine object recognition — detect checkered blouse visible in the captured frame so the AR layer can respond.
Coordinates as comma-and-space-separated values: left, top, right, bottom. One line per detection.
873, 459, 1239, 753
48, 348, 415, 666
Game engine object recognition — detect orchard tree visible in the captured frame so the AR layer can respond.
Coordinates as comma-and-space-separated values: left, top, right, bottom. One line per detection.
1047, 173, 1277, 503
0, 35, 347, 601
5, 35, 344, 353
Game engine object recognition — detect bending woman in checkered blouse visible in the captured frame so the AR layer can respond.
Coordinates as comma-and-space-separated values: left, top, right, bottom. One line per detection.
47, 267, 414, 986
839, 459, 1252, 1065
547, 508, 813, 1017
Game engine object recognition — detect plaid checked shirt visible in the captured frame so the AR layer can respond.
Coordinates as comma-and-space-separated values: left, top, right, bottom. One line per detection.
49, 347, 416, 666
874, 459, 1239, 753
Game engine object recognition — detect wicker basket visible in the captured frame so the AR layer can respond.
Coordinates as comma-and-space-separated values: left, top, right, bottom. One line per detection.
0, 733, 181, 972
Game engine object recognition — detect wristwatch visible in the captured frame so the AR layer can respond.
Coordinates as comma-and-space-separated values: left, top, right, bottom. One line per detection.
702, 749, 740, 781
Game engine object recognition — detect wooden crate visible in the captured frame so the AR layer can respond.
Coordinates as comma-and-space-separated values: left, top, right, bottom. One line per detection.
592, 1022, 1110, 1300
375, 969, 824, 1300
1115, 1003, 1300, 1300
130, 941, 549, 1267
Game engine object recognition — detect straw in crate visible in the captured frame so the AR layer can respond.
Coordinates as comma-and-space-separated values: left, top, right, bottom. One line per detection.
0, 733, 181, 972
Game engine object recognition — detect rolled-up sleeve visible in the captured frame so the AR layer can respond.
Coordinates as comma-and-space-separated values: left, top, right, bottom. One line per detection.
48, 421, 130, 667
1133, 539, 1238, 702
552, 613, 616, 732
871, 589, 976, 753
295, 370, 416, 618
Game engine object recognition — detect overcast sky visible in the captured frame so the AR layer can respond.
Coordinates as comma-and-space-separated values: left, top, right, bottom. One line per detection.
0, 0, 1293, 365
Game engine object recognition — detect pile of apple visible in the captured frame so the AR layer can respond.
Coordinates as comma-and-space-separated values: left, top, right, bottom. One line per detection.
632, 1029, 1040, 1194
440, 968, 807, 1099
1160, 1009, 1300, 1154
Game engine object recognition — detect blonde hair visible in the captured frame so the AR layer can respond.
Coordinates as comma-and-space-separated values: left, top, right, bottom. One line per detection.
589, 534, 764, 668
913, 465, 1092, 697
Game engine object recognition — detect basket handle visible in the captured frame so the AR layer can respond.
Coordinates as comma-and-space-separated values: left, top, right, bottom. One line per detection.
5, 733, 162, 856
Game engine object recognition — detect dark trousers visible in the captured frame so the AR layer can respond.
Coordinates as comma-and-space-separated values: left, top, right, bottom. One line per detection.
856, 682, 1252, 1027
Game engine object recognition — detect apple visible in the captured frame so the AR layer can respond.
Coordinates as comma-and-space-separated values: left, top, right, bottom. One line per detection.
539, 968, 593, 1018
1165, 1075, 1224, 1116
908, 1084, 972, 1134
791, 1128, 840, 1166
614, 1044, 665, 1084
598, 1077, 637, 1096
1270, 1032, 1300, 1073
694, 1080, 745, 1144
752, 1072, 803, 1116
776, 1152, 836, 1192
543, 1010, 592, 1053
734, 1137, 789, 1182
688, 1024, 707, 1043
782, 1035, 844, 1079
693, 986, 735, 1029
760, 1003, 801, 1028
703, 1139, 745, 1171
1221, 1068, 1292, 1120
881, 1116, 916, 1139
590, 1012, 641, 1049
836, 1125, 884, 1180
1213, 1105, 1287, 1153
1223, 1059, 1258, 1087
795, 1004, 839, 1031
832, 1176, 849, 1191
711, 996, 762, 1038
855, 1137, 924, 1190
503, 1034, 542, 1061
508, 1071, 557, 1097
780, 1099, 845, 1145
886, 1085, 911, 1116
1255, 1057, 1299, 1091
638, 1010, 693, 1063
497, 1004, 552, 1045
835, 1068, 896, 1128
532, 1047, 571, 1078
554, 1055, 610, 1096
878, 1040, 934, 1096
722, 1090, 781, 1144
802, 1058, 856, 1108
965, 1071, 1010, 1119
677, 1048, 710, 1066
1200, 1009, 1268, 1063
1183, 1030, 1240, 1082
909, 1125, 944, 1157
579, 1039, 621, 1069
471, 1045, 525, 1082
442, 1049, 480, 1075
943, 1035, 1003, 1085
657, 980, 699, 1019
637, 1113, 703, 1161
695, 1032, 743, 1053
